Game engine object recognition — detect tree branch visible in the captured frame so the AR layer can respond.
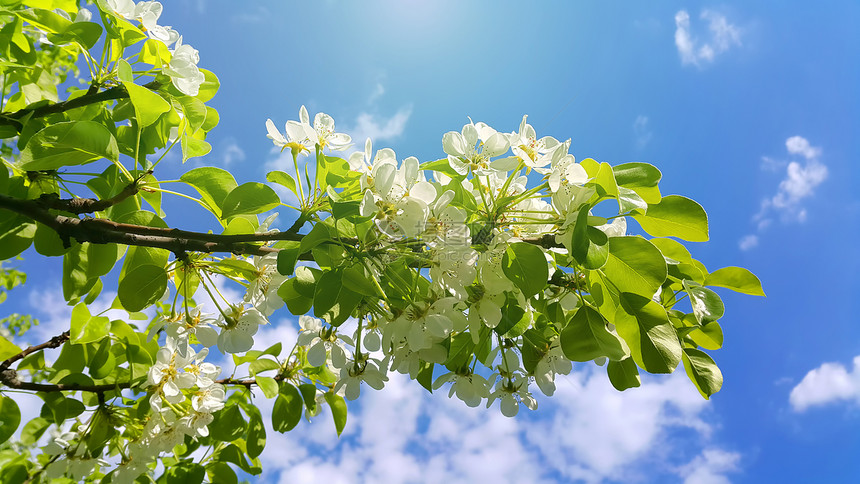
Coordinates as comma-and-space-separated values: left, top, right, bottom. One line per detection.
0, 81, 162, 131
0, 330, 289, 393
0, 190, 562, 260
36, 172, 148, 214
0, 193, 306, 257
0, 331, 69, 373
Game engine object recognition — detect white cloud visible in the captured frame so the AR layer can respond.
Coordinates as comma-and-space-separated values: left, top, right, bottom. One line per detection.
674, 10, 741, 67
789, 356, 860, 412
252, 365, 736, 484
742, 136, 827, 249
785, 135, 822, 161
367, 82, 385, 105
345, 105, 413, 146
738, 234, 758, 251
634, 115, 652, 149
678, 448, 741, 484
231, 5, 270, 23
220, 139, 246, 166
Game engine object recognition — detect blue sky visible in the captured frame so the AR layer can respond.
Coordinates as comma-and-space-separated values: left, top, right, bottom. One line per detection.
4, 1, 860, 482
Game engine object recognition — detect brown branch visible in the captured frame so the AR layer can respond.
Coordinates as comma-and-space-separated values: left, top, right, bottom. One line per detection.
0, 331, 69, 373
0, 81, 163, 131
36, 172, 147, 214
0, 375, 282, 393
0, 328, 287, 393
0, 192, 306, 257
0, 187, 561, 262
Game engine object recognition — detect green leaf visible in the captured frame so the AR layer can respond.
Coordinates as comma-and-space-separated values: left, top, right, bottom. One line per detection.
195, 68, 220, 102
299, 383, 319, 413
180, 166, 238, 218
615, 293, 682, 374
33, 222, 68, 256
0, 221, 35, 260
256, 376, 279, 399
19, 417, 50, 446
278, 274, 314, 315
502, 242, 548, 299
88, 338, 115, 379
0, 396, 21, 444
591, 162, 618, 199
419, 157, 464, 179
612, 162, 662, 204
140, 38, 170, 65
272, 383, 302, 432
180, 134, 211, 162
214, 444, 260, 475
689, 321, 723, 350
164, 464, 205, 484
117, 264, 167, 312
331, 200, 362, 219
210, 405, 247, 442
174, 95, 208, 134
0, 334, 21, 361
206, 463, 237, 484
606, 357, 641, 391
601, 236, 667, 297
313, 269, 362, 326
633, 195, 709, 242
704, 266, 765, 296
618, 186, 648, 214
682, 280, 725, 324
19, 121, 118, 170
299, 222, 333, 254
116, 58, 132, 83
570, 206, 609, 269
122, 81, 170, 128
266, 170, 298, 198
221, 182, 281, 219
682, 348, 723, 399
342, 264, 381, 297
221, 215, 256, 235
246, 408, 266, 459
69, 302, 110, 345
248, 358, 279, 377
324, 392, 347, 437
560, 306, 627, 362
276, 241, 301, 276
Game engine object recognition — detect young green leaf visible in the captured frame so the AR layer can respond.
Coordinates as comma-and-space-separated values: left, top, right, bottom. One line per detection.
324, 392, 348, 437
272, 383, 303, 432
704, 266, 766, 296
682, 348, 723, 399
502, 242, 548, 299
615, 293, 682, 374
19, 121, 119, 170
633, 195, 709, 242
560, 306, 627, 362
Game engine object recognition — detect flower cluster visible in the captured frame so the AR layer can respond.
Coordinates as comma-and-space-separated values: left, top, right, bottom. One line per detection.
261, 110, 631, 417
105, 0, 205, 95
108, 335, 224, 482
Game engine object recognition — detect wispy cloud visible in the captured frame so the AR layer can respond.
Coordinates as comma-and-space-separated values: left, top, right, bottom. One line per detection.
738, 234, 759, 251
219, 138, 246, 166
675, 10, 742, 67
231, 5, 270, 24
344, 105, 413, 147
739, 136, 827, 250
248, 364, 738, 483
678, 448, 741, 484
789, 356, 860, 412
634, 115, 652, 149
367, 82, 385, 105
